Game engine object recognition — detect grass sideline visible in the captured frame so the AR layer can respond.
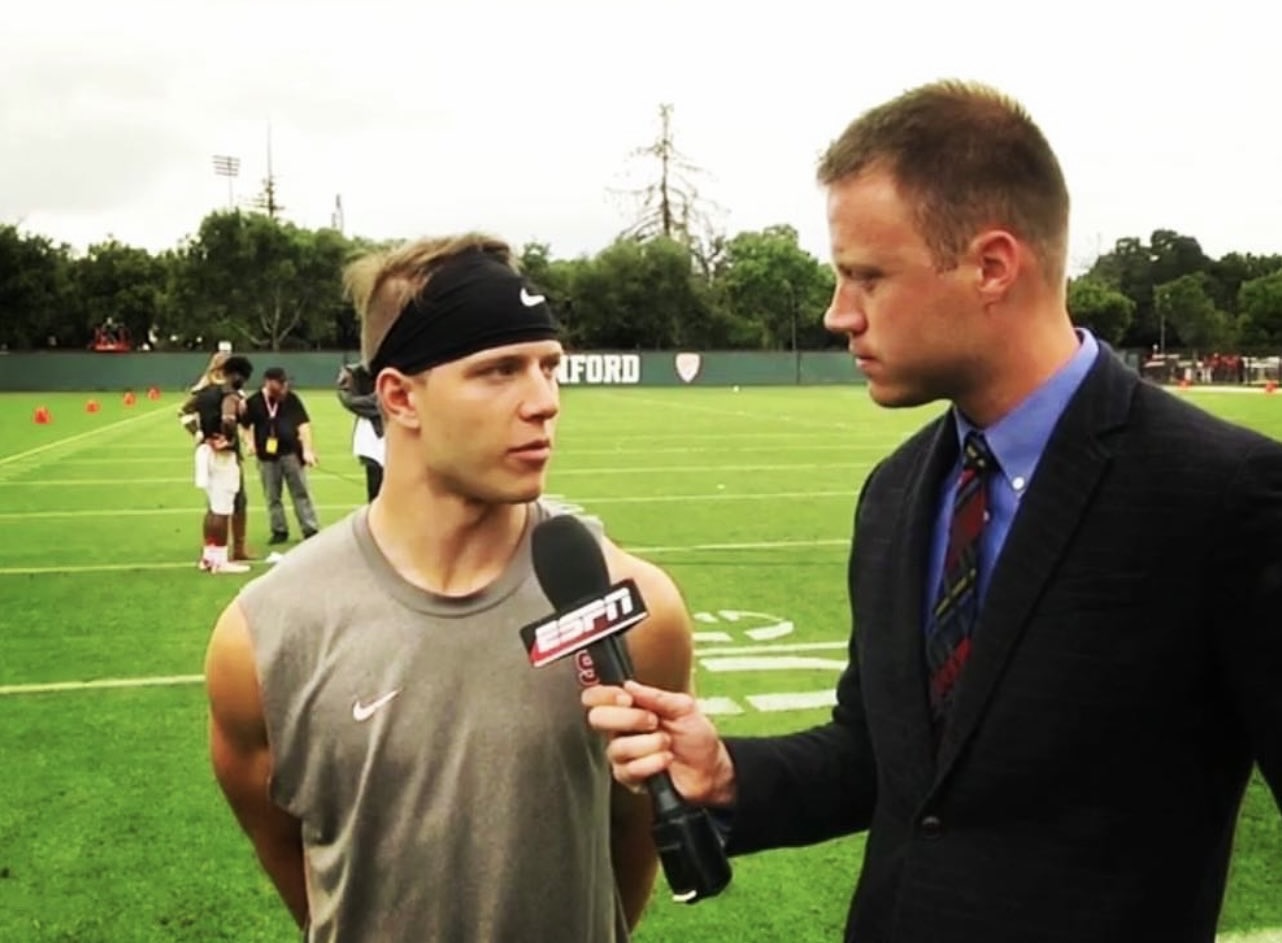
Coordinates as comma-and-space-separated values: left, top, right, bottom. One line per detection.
0, 385, 1278, 941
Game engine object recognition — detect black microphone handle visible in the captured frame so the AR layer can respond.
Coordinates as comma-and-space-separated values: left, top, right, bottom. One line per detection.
586, 635, 635, 686
584, 634, 732, 902
585, 637, 694, 818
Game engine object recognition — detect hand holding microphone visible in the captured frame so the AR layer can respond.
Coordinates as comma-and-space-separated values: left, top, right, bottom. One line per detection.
582, 679, 737, 807
520, 514, 732, 904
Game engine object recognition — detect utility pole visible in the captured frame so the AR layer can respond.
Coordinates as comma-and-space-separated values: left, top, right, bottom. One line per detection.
251, 123, 284, 219
331, 194, 345, 233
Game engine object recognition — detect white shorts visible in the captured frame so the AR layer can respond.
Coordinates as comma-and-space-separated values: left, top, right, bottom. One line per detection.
194, 443, 212, 489
204, 450, 241, 516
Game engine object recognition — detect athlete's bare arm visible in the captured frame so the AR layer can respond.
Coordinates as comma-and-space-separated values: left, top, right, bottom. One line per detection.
602, 541, 695, 928
215, 391, 241, 450
205, 602, 309, 928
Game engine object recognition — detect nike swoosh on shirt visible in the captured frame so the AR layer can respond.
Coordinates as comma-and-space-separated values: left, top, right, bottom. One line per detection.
352, 689, 401, 721
520, 288, 546, 307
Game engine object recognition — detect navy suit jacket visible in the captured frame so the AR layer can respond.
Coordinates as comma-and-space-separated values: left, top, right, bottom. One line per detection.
724, 347, 1282, 942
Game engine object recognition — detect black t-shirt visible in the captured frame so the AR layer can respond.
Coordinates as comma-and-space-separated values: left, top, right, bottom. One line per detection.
241, 390, 310, 460
196, 385, 244, 457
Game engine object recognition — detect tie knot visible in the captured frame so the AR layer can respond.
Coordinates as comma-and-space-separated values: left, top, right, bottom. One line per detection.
962, 431, 995, 474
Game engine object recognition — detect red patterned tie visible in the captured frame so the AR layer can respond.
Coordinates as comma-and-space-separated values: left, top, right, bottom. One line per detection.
927, 431, 995, 722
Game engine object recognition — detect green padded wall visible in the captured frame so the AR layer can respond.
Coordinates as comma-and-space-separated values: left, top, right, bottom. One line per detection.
0, 350, 867, 391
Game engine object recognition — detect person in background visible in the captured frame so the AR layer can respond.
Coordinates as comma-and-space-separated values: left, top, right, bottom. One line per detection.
337, 362, 385, 502
182, 350, 254, 562
192, 355, 254, 574
240, 367, 320, 545
179, 351, 229, 437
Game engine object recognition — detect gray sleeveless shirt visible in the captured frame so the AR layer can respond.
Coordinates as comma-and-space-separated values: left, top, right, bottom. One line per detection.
236, 502, 629, 942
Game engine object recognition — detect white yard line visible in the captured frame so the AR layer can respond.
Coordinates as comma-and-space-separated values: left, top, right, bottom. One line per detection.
0, 477, 230, 486
0, 408, 170, 467
0, 490, 857, 520
635, 537, 848, 554
693, 640, 848, 657
55, 444, 888, 465
0, 463, 863, 486
0, 674, 204, 696
0, 645, 841, 698
0, 537, 848, 576
0, 504, 362, 520
0, 560, 203, 575
0, 645, 847, 696
98, 430, 869, 450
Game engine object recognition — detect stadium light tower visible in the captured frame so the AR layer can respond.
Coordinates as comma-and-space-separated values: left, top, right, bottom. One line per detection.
212, 155, 240, 209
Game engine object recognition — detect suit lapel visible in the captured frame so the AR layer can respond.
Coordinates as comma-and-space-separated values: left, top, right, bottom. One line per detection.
933, 348, 1136, 780
886, 415, 959, 792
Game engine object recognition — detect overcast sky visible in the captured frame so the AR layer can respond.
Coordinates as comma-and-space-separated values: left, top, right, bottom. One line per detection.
2, 0, 1278, 273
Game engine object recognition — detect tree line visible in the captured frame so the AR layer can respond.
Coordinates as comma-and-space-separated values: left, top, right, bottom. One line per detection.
0, 212, 837, 354
1069, 229, 1282, 352
3, 213, 1282, 354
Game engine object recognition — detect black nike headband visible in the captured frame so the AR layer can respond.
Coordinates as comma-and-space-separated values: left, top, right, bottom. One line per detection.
367, 250, 560, 377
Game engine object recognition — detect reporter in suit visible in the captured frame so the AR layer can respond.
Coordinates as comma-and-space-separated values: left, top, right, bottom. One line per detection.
584, 79, 1282, 943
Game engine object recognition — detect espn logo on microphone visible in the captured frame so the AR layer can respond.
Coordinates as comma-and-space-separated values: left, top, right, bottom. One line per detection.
520, 580, 648, 667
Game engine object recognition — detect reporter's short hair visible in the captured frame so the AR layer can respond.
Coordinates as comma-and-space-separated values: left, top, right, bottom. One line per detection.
818, 80, 1070, 283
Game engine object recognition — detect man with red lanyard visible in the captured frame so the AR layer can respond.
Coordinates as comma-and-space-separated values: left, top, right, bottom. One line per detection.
240, 366, 321, 545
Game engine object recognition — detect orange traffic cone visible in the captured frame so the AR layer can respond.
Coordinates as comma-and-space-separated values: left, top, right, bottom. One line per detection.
147, 386, 161, 401
86, 400, 100, 414
123, 390, 137, 407
1266, 380, 1277, 394
34, 406, 51, 424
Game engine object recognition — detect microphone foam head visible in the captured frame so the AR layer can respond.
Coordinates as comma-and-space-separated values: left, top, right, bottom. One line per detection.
531, 514, 610, 609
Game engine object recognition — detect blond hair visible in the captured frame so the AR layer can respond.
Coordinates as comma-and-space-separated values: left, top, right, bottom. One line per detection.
189, 350, 229, 393
343, 232, 519, 365
818, 80, 1070, 283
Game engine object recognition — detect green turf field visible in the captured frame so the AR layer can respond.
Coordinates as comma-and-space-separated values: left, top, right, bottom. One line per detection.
0, 385, 1279, 942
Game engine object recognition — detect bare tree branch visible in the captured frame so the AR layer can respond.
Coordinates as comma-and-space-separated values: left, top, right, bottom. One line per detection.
615, 103, 723, 250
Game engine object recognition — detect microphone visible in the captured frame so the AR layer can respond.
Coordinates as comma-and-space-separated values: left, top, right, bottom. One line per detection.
520, 513, 732, 904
